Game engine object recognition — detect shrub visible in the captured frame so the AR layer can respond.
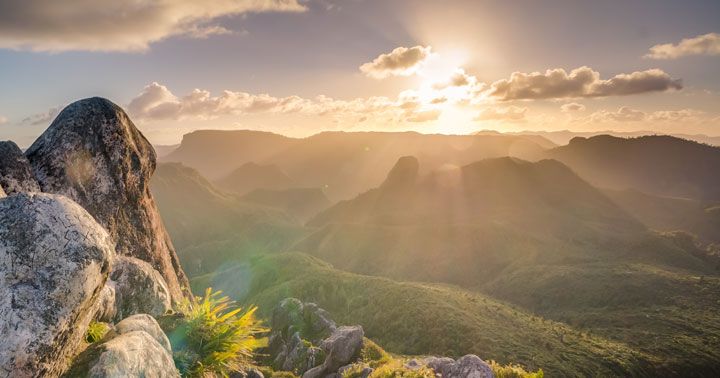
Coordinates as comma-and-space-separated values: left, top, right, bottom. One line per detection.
85, 321, 109, 343
173, 288, 268, 377
359, 338, 391, 368
488, 360, 544, 378
369, 360, 435, 378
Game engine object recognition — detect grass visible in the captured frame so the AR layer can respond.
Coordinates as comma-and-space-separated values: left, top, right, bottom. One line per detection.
192, 252, 655, 377
84, 321, 109, 343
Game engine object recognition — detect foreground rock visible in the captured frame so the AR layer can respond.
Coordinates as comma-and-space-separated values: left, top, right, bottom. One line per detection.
0, 193, 113, 377
108, 256, 172, 322
0, 141, 40, 194
66, 315, 178, 377
304, 326, 364, 378
25, 97, 189, 304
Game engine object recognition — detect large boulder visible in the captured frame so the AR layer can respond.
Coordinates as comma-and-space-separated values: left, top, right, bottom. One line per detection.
425, 355, 494, 378
25, 97, 189, 304
0, 193, 113, 377
69, 331, 179, 378
0, 141, 40, 194
109, 255, 172, 322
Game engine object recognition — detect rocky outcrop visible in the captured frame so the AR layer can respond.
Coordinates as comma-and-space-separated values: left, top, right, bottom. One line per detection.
25, 97, 189, 304
380, 155, 419, 191
267, 299, 363, 378
424, 355, 494, 378
108, 256, 172, 322
0, 141, 40, 194
65, 314, 178, 377
0, 193, 113, 377
303, 326, 364, 378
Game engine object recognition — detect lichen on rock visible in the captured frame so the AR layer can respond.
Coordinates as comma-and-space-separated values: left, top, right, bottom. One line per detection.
0, 193, 113, 377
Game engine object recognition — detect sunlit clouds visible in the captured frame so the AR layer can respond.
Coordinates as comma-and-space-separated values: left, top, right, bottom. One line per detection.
0, 0, 306, 52
645, 33, 720, 60
360, 46, 434, 79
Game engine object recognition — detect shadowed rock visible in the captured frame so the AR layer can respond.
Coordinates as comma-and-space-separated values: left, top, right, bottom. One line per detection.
0, 141, 40, 194
0, 193, 113, 377
25, 97, 189, 304
109, 256, 172, 322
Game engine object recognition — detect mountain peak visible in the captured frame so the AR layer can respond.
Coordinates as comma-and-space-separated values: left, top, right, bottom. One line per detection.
381, 155, 419, 190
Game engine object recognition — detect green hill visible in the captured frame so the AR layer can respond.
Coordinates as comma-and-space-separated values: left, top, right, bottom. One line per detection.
215, 162, 295, 195
151, 162, 307, 275
191, 252, 654, 377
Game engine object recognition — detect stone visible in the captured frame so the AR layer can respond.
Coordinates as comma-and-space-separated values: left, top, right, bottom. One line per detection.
115, 314, 172, 353
0, 193, 113, 377
109, 255, 172, 321
25, 97, 189, 304
85, 331, 178, 378
93, 283, 118, 323
425, 354, 494, 378
0, 141, 40, 194
303, 326, 364, 378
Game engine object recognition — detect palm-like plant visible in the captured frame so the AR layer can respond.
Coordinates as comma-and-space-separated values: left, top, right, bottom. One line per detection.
175, 288, 268, 377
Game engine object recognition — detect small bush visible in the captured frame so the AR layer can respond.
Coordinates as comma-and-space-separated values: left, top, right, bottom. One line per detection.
85, 321, 109, 343
366, 360, 434, 378
174, 288, 268, 377
359, 338, 391, 368
488, 360, 544, 378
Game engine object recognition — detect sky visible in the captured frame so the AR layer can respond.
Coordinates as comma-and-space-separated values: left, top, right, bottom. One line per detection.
0, 0, 719, 146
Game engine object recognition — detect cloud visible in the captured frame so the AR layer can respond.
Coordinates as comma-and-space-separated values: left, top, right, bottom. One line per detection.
21, 105, 63, 126
587, 107, 704, 123
360, 45, 433, 79
560, 102, 586, 112
0, 0, 306, 52
0, 116, 8, 125
488, 66, 682, 100
474, 106, 527, 122
127, 82, 441, 125
645, 32, 720, 59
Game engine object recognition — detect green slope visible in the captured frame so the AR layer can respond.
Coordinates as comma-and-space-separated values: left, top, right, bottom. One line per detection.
191, 252, 654, 377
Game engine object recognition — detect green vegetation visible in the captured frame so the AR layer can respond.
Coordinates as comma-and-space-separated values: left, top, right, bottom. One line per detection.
171, 288, 268, 377
193, 252, 655, 376
488, 360, 544, 378
84, 321, 109, 343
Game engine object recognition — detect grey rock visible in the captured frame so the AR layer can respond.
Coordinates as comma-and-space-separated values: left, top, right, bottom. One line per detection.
115, 314, 172, 353
93, 283, 117, 322
0, 141, 40, 194
25, 97, 189, 304
0, 193, 113, 377
87, 331, 179, 378
425, 354, 494, 378
109, 255, 172, 321
304, 326, 364, 378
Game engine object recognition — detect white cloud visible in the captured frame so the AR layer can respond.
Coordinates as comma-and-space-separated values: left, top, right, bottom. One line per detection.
560, 102, 586, 112
0, 0, 306, 52
587, 107, 704, 123
127, 82, 441, 124
488, 66, 682, 100
0, 116, 8, 125
474, 106, 527, 122
359, 45, 433, 79
645, 32, 720, 60
21, 105, 63, 126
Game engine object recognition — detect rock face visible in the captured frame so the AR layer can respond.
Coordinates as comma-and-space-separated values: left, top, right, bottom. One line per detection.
304, 326, 364, 378
109, 255, 172, 322
0, 193, 113, 377
25, 97, 189, 304
425, 355, 494, 378
0, 141, 40, 194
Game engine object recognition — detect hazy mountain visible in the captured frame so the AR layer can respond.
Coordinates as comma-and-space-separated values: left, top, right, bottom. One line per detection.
486, 129, 720, 147
150, 162, 306, 276
215, 162, 294, 195
163, 130, 554, 200
547, 135, 720, 201
240, 187, 331, 221
152, 144, 179, 158
162, 130, 296, 179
